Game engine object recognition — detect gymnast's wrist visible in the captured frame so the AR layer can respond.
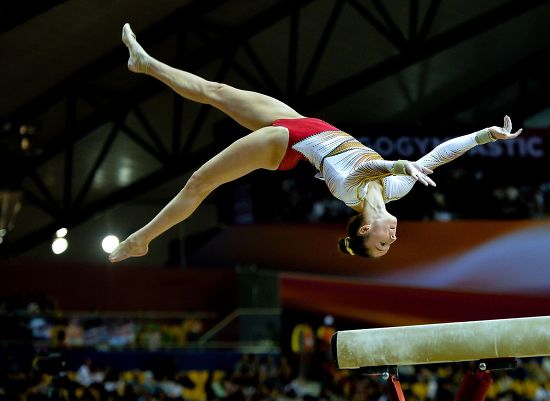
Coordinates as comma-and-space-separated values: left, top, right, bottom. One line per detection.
475, 128, 497, 145
390, 160, 408, 175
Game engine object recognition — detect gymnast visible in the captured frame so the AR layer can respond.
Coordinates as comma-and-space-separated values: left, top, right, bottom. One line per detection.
109, 23, 523, 262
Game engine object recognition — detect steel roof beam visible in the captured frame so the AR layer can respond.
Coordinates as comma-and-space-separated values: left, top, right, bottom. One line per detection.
419, 43, 550, 124
300, 0, 549, 112
3, 0, 227, 122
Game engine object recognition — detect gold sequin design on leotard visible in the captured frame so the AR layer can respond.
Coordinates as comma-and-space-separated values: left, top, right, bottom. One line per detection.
319, 139, 362, 172
291, 130, 356, 170
345, 152, 392, 191
321, 140, 391, 202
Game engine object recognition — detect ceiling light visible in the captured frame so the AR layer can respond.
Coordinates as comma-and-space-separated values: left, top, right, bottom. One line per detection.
101, 235, 119, 253
56, 228, 68, 238
51, 237, 68, 255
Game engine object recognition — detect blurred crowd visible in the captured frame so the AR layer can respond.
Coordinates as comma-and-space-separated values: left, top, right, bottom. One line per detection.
2, 351, 550, 401
0, 295, 207, 351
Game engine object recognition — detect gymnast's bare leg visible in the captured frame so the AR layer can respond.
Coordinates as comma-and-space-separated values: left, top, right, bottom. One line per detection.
109, 24, 303, 262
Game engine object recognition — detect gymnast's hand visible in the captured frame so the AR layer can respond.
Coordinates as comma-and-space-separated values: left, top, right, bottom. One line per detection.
403, 161, 436, 187
488, 115, 523, 140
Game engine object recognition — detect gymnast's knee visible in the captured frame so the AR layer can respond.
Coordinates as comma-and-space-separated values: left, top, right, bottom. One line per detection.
184, 171, 213, 198
204, 81, 231, 104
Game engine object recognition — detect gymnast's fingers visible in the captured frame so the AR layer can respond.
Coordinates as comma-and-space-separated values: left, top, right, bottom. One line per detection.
412, 162, 432, 175
424, 175, 436, 187
414, 173, 429, 186
504, 115, 512, 133
422, 166, 433, 175
509, 128, 523, 138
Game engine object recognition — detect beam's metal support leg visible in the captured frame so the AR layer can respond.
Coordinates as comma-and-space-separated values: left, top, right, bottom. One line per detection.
386, 374, 407, 401
454, 370, 493, 401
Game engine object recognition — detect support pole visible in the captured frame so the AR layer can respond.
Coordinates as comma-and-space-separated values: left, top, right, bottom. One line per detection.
454, 370, 493, 401
386, 374, 407, 401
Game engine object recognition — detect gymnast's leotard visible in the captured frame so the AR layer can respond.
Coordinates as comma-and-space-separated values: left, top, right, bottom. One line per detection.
273, 117, 485, 208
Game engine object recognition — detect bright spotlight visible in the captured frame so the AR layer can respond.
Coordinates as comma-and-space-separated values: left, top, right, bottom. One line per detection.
102, 235, 119, 253
51, 237, 68, 254
56, 227, 68, 238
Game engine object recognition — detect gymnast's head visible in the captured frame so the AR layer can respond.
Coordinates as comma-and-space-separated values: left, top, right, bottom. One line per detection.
338, 214, 397, 258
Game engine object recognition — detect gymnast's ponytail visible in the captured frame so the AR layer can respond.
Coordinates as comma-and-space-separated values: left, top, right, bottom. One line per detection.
337, 214, 372, 258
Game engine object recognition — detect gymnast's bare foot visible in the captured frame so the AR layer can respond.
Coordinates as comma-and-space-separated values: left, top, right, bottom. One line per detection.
122, 23, 150, 74
108, 234, 149, 263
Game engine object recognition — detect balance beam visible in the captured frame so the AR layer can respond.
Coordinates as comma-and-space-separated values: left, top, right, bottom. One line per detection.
332, 316, 550, 369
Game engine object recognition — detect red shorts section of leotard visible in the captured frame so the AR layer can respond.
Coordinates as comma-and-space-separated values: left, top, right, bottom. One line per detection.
273, 117, 339, 170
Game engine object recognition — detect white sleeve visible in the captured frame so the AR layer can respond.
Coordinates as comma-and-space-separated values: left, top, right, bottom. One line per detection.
383, 175, 417, 203
416, 133, 478, 170
383, 132, 481, 203
354, 159, 394, 176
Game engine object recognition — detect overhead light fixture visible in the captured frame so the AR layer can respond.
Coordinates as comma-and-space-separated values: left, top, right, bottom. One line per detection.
51, 228, 69, 255
101, 235, 119, 253
51, 237, 68, 255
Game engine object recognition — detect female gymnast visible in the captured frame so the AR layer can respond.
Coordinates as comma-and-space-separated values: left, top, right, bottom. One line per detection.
109, 23, 523, 262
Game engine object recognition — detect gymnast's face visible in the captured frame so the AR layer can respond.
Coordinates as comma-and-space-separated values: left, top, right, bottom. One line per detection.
359, 218, 397, 258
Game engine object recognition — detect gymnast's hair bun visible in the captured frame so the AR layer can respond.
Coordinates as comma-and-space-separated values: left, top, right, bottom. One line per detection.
337, 238, 353, 255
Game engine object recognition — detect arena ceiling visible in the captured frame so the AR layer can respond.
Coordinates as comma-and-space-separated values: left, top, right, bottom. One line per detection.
1, 0, 550, 265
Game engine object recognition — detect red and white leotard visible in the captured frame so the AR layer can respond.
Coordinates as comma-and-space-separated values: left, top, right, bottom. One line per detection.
274, 117, 484, 208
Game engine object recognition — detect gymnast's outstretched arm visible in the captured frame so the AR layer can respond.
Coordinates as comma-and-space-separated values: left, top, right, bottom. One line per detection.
383, 116, 522, 202
416, 115, 522, 170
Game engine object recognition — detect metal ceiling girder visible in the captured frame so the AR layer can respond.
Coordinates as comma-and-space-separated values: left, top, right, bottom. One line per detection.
26, 170, 60, 216
420, 43, 550, 124
417, 0, 442, 43
347, 0, 406, 49
64, 96, 76, 211
299, 0, 549, 112
408, 0, 419, 43
21, 189, 57, 219
287, 9, 299, 98
26, 82, 162, 177
24, 120, 124, 220
73, 123, 120, 207
370, 0, 408, 47
131, 106, 170, 159
242, 42, 282, 96
120, 123, 165, 162
23, 96, 134, 218
297, 0, 346, 96
2, 0, 227, 122
0, 1, 67, 34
